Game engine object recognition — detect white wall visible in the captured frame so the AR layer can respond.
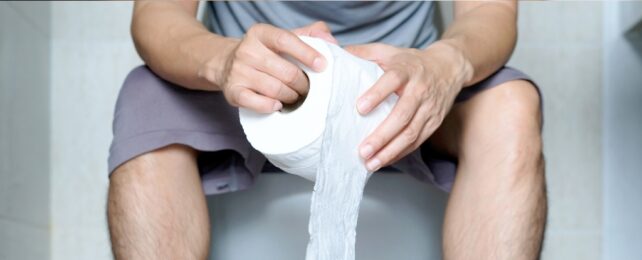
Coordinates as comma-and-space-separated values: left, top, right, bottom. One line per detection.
0, 2, 51, 260
508, 2, 604, 259
603, 2, 642, 260
49, 2, 141, 260
1, 1, 637, 260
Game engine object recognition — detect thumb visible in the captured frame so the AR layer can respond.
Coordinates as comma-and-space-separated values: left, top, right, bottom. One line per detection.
292, 21, 338, 44
345, 44, 377, 60
308, 21, 332, 34
345, 43, 395, 62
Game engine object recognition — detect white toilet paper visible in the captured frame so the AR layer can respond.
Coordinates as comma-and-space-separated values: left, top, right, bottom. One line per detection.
239, 36, 397, 260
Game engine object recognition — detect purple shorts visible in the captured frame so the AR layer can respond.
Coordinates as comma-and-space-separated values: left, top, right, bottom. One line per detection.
108, 66, 536, 195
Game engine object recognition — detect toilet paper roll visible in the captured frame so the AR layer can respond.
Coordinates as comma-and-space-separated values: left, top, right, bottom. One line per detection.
239, 36, 397, 181
239, 36, 398, 260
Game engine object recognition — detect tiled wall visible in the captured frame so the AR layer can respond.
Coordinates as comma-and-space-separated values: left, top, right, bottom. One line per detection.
0, 2, 51, 260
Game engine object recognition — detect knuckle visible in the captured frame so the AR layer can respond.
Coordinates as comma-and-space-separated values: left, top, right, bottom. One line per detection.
247, 23, 266, 35
378, 152, 393, 165
265, 81, 283, 98
275, 31, 292, 47
235, 46, 256, 61
402, 127, 419, 143
397, 108, 413, 125
304, 50, 318, 63
234, 46, 248, 59
200, 62, 218, 83
235, 89, 251, 105
225, 66, 244, 85
387, 70, 403, 83
223, 88, 239, 107
366, 135, 382, 149
282, 66, 300, 85
411, 88, 425, 104
229, 61, 243, 73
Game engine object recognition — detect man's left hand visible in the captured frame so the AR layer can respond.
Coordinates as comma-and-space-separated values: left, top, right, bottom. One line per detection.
346, 42, 473, 171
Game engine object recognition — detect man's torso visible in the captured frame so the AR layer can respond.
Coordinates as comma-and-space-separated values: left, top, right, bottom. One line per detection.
204, 1, 437, 49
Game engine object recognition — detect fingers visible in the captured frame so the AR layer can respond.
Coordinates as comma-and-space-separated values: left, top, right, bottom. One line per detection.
292, 21, 337, 44
224, 23, 329, 113
246, 69, 300, 104
251, 47, 310, 96
365, 104, 432, 171
227, 86, 282, 114
358, 88, 422, 170
251, 24, 327, 72
226, 63, 300, 106
389, 119, 438, 165
357, 69, 408, 115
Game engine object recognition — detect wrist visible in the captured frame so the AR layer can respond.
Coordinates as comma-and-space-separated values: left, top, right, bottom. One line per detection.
197, 36, 241, 89
423, 40, 474, 88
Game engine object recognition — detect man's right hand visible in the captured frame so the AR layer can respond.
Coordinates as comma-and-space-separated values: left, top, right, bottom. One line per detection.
213, 22, 336, 113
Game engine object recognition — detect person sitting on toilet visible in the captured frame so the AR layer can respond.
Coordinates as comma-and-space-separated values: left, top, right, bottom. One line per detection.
107, 1, 546, 259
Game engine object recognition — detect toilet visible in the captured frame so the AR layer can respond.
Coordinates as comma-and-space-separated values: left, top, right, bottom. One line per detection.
207, 172, 448, 260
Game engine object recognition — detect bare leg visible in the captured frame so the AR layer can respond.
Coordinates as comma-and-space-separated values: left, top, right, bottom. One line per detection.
432, 80, 547, 260
107, 144, 211, 259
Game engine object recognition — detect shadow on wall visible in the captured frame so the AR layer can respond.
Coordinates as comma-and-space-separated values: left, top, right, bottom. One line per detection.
625, 20, 642, 56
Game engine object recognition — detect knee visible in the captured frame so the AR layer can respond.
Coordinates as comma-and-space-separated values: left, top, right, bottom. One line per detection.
488, 81, 544, 176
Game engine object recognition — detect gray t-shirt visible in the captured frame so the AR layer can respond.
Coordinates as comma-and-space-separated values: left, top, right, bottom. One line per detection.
204, 1, 437, 49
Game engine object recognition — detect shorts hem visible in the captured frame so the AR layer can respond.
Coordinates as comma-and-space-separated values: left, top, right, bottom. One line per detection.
108, 130, 259, 176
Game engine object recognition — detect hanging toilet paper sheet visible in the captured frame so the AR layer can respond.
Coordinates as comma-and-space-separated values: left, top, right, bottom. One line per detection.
239, 36, 397, 260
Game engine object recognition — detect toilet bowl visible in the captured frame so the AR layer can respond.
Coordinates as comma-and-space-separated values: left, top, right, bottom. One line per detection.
207, 172, 448, 260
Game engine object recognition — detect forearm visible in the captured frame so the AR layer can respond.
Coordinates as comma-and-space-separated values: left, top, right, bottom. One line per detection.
132, 1, 237, 91
431, 1, 518, 87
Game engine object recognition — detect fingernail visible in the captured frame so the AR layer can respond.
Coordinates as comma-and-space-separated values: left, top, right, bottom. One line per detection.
360, 144, 374, 159
357, 97, 371, 114
313, 57, 326, 72
273, 101, 282, 111
366, 158, 381, 172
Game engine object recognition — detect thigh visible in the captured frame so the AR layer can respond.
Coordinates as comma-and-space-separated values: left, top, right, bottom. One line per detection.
108, 144, 211, 259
